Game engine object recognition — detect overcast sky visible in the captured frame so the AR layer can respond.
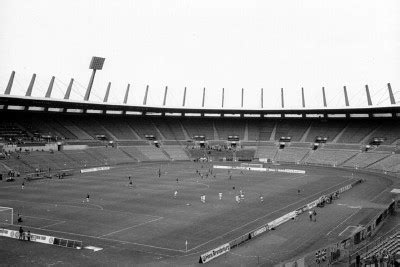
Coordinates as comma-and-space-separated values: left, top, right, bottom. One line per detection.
1, 0, 399, 109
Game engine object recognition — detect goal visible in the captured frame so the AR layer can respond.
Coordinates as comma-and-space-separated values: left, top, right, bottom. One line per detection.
0, 207, 13, 225
240, 163, 263, 168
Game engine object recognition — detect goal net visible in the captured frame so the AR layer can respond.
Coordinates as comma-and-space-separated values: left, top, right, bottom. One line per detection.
240, 163, 263, 168
0, 207, 13, 225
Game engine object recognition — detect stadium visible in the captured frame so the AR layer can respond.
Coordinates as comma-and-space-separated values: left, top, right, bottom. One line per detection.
1, 1, 400, 266
0, 61, 399, 266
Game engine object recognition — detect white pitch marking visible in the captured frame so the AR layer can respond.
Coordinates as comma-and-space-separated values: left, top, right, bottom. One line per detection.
339, 225, 358, 236
23, 215, 63, 222
98, 217, 163, 238
40, 221, 66, 229
2, 199, 161, 219
84, 246, 103, 252
326, 209, 360, 236
6, 224, 181, 254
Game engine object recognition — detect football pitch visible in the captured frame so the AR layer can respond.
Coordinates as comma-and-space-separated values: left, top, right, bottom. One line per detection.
0, 161, 394, 265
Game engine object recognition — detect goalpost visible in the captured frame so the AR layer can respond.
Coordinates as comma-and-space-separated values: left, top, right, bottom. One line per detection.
0, 207, 13, 225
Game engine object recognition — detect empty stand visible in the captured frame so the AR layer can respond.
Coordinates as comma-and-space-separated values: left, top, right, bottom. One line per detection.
369, 121, 400, 145
127, 117, 161, 140
274, 120, 310, 142
214, 118, 245, 140
135, 146, 169, 161
101, 118, 139, 140
85, 147, 136, 165
119, 146, 150, 162
368, 154, 400, 173
181, 118, 214, 140
255, 145, 278, 160
247, 120, 275, 141
305, 149, 359, 166
337, 121, 380, 144
362, 231, 400, 261
163, 146, 190, 160
343, 152, 391, 168
305, 120, 346, 143
276, 147, 310, 163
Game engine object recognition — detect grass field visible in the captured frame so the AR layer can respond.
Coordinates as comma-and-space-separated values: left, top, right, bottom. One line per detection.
0, 161, 396, 266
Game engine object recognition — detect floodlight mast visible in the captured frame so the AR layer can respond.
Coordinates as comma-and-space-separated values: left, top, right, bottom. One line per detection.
84, 56, 105, 101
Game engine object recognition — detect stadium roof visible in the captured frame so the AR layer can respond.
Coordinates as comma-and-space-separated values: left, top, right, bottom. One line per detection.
1, 94, 399, 118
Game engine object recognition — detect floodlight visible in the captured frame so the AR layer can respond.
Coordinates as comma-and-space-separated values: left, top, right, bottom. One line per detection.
89, 57, 105, 70
84, 56, 106, 101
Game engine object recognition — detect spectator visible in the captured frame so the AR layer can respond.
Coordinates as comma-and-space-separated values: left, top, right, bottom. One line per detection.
18, 227, 24, 240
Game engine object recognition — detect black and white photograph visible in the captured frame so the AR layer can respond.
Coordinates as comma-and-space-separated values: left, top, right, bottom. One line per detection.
0, 0, 399, 266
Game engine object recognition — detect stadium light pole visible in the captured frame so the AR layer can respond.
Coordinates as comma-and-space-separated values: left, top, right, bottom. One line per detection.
84, 56, 105, 101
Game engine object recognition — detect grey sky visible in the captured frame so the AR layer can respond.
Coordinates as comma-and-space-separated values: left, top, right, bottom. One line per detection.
1, 0, 399, 109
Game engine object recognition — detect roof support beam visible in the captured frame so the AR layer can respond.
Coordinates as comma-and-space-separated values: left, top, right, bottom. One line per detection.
202, 87, 205, 107
281, 88, 285, 108
64, 79, 74, 100
182, 87, 186, 107
84, 69, 96, 101
241, 88, 244, 108
261, 88, 263, 108
222, 88, 225, 108
45, 76, 55, 98
388, 83, 396, 105
301, 87, 305, 108
322, 87, 327, 107
365, 84, 372, 106
103, 82, 111, 103
4, 71, 15, 95
163, 86, 168, 106
25, 73, 36, 97
123, 84, 130, 104
143, 85, 149, 105
343, 86, 350, 107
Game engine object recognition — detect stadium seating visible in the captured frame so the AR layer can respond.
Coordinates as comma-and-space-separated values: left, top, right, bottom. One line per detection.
84, 147, 136, 165
62, 119, 94, 140
214, 118, 245, 140
119, 146, 150, 162
305, 149, 359, 166
135, 146, 170, 161
370, 121, 400, 145
153, 119, 186, 140
247, 120, 275, 141
337, 121, 380, 144
255, 145, 278, 160
116, 140, 149, 146
127, 117, 161, 140
362, 231, 400, 262
0, 123, 30, 142
162, 146, 190, 160
185, 148, 208, 159
323, 143, 362, 150
342, 152, 391, 168
274, 120, 311, 142
181, 118, 215, 140
101, 118, 139, 140
368, 154, 400, 173
62, 150, 104, 167
289, 142, 312, 148
276, 147, 310, 163
235, 149, 256, 160
304, 120, 346, 142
